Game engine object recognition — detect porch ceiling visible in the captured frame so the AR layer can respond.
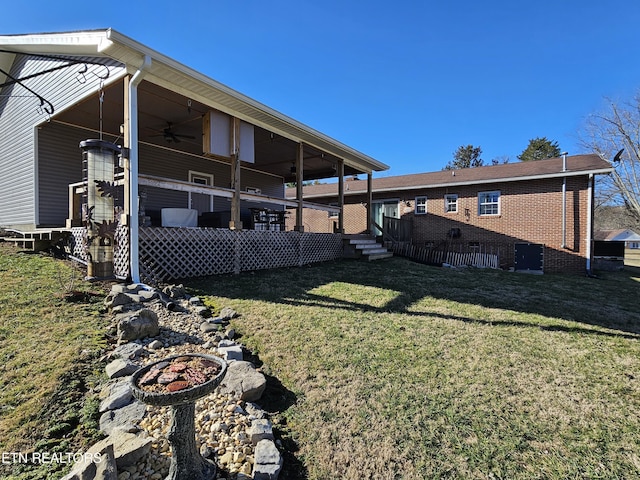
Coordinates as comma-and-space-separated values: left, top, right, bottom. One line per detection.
55, 78, 361, 183
2, 29, 387, 182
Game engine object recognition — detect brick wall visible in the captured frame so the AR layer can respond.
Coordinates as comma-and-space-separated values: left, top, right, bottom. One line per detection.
289, 175, 592, 273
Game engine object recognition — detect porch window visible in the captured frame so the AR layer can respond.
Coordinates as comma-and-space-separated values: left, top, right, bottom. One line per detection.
444, 194, 458, 213
415, 196, 427, 215
189, 171, 214, 213
478, 190, 500, 216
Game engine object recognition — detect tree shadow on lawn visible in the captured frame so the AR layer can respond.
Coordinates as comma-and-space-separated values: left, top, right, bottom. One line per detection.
187, 259, 640, 339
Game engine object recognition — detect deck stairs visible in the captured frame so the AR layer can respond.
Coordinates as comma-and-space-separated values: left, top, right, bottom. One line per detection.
343, 234, 393, 261
0, 229, 70, 251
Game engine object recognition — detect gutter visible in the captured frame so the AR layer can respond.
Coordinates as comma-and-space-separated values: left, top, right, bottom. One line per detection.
291, 167, 615, 200
586, 173, 594, 273
561, 152, 567, 249
127, 55, 152, 283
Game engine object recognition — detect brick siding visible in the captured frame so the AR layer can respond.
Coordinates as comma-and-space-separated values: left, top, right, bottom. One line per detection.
288, 176, 592, 273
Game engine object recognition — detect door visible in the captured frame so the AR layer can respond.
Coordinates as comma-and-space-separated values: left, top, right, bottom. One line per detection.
189, 171, 214, 215
514, 243, 544, 272
371, 200, 399, 236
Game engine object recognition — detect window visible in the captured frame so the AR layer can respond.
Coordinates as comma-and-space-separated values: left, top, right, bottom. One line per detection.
445, 194, 458, 213
415, 196, 427, 215
328, 203, 339, 218
478, 191, 500, 216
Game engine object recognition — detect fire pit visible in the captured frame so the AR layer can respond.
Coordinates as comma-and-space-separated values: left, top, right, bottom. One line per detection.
130, 354, 227, 480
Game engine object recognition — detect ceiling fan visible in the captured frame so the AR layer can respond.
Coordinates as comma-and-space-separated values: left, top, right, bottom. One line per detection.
151, 122, 196, 143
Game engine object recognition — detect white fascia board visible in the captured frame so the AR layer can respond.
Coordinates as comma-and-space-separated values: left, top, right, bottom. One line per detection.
0, 30, 113, 56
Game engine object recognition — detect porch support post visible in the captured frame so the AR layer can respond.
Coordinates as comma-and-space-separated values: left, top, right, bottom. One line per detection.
366, 172, 373, 235
229, 116, 242, 230
337, 160, 344, 234
294, 142, 304, 232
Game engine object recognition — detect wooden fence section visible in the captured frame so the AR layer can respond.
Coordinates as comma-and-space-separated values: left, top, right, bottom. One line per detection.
391, 242, 502, 269
138, 227, 344, 283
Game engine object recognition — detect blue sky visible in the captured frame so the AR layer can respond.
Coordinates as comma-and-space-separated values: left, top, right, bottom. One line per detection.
1, 0, 639, 176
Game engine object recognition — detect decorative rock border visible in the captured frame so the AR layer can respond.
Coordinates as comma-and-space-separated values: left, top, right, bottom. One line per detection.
63, 284, 283, 480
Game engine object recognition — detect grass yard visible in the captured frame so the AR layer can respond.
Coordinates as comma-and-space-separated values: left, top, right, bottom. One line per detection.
0, 243, 110, 480
187, 257, 640, 480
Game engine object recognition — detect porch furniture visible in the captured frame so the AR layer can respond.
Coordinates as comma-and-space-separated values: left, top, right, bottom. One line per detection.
161, 208, 198, 228
250, 208, 287, 231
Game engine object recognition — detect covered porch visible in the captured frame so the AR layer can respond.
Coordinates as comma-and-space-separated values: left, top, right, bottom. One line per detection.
48, 31, 387, 281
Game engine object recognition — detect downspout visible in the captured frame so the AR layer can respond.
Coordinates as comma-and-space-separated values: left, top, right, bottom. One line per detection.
586, 173, 594, 274
128, 55, 152, 283
561, 152, 567, 249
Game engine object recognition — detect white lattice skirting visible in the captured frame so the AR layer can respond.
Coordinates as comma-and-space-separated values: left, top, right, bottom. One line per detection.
136, 228, 344, 283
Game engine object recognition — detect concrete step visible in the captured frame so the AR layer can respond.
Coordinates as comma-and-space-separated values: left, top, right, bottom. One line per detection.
365, 252, 394, 261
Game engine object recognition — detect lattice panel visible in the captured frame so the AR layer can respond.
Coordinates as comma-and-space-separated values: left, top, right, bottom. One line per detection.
69, 227, 88, 262
138, 228, 345, 282
140, 227, 236, 282
239, 231, 300, 271
113, 225, 130, 279
300, 233, 343, 264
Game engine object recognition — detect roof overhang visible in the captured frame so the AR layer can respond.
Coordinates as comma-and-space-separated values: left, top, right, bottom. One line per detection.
0, 29, 387, 175
288, 165, 614, 199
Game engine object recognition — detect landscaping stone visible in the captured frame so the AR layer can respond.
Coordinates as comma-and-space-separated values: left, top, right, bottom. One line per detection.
117, 308, 159, 342
200, 322, 220, 333
105, 358, 139, 379
218, 360, 267, 401
99, 400, 147, 435
218, 344, 244, 361
253, 439, 283, 480
99, 377, 134, 412
90, 284, 282, 479
60, 443, 117, 480
109, 342, 144, 360
248, 418, 274, 445
89, 430, 153, 469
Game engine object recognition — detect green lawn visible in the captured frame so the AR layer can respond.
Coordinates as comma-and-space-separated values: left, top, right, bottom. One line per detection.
187, 258, 640, 480
1, 244, 639, 479
0, 244, 109, 480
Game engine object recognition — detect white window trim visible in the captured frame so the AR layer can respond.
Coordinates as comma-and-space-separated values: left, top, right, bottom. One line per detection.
478, 190, 500, 216
415, 196, 427, 215
444, 194, 458, 213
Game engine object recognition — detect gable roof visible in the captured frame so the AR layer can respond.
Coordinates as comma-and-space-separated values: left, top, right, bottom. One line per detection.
594, 229, 640, 242
288, 154, 612, 199
0, 29, 388, 176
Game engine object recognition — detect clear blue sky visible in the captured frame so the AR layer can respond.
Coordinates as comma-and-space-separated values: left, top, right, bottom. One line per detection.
2, 0, 639, 175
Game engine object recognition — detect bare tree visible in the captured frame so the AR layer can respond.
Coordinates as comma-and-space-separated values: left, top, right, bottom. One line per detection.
581, 93, 640, 224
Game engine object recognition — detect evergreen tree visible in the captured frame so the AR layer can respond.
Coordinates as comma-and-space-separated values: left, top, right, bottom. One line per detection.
518, 137, 562, 162
444, 145, 484, 170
